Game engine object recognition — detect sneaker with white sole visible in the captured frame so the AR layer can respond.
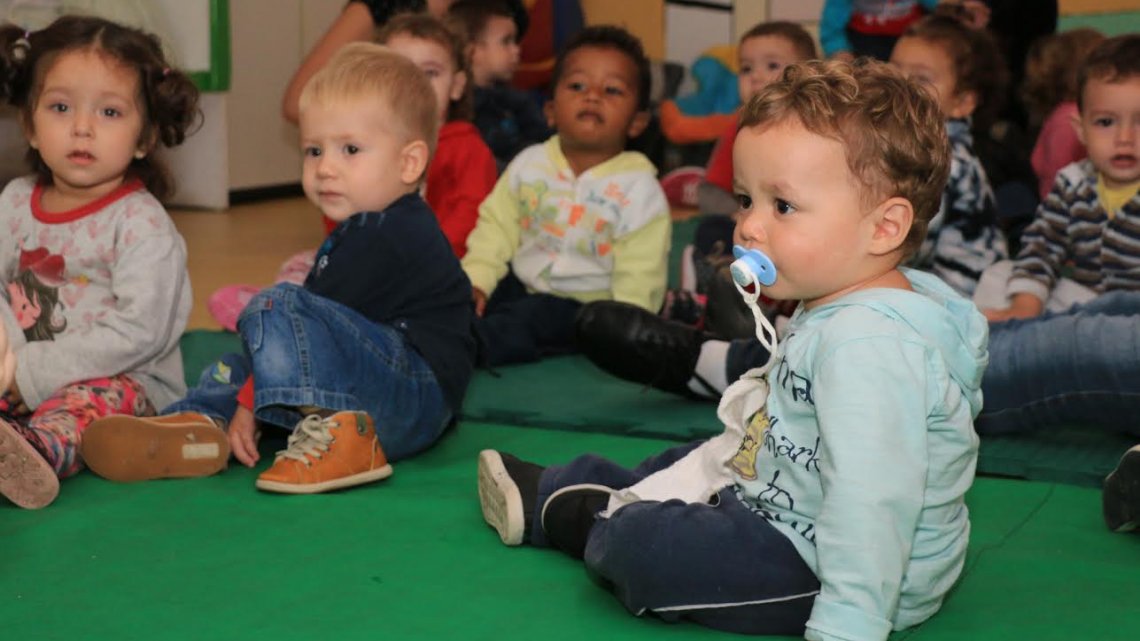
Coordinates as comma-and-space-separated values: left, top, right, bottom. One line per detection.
255, 411, 392, 494
540, 483, 615, 559
477, 450, 544, 545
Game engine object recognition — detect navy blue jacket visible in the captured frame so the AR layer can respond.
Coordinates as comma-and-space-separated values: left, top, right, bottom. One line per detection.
305, 193, 476, 413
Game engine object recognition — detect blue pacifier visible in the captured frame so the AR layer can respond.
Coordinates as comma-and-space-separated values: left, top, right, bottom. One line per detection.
730, 245, 777, 291
729, 245, 780, 355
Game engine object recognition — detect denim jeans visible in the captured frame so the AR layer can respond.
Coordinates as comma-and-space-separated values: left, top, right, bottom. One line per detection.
534, 442, 820, 636
167, 284, 452, 461
976, 290, 1140, 436
727, 292, 1140, 438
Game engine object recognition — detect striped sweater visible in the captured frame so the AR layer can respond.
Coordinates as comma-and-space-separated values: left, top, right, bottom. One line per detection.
912, 119, 1007, 296
1009, 160, 1140, 301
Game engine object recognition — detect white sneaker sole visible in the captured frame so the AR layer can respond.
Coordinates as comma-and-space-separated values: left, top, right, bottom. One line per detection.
477, 450, 524, 545
255, 465, 393, 494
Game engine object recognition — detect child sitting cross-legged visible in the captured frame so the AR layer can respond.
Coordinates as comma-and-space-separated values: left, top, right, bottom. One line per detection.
461, 25, 671, 366
82, 43, 476, 494
477, 58, 988, 639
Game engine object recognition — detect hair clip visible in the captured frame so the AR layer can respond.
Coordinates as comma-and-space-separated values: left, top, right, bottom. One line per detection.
12, 30, 30, 62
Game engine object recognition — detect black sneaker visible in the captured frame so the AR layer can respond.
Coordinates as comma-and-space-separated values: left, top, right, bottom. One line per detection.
1103, 445, 1140, 533
478, 450, 544, 545
540, 484, 615, 559
575, 301, 714, 398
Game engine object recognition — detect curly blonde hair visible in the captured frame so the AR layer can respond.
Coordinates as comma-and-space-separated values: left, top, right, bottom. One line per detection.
740, 59, 950, 259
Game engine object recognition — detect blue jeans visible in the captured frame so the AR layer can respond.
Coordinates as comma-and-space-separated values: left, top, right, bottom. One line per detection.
167, 284, 452, 461
976, 290, 1140, 436
533, 442, 820, 636
726, 292, 1140, 438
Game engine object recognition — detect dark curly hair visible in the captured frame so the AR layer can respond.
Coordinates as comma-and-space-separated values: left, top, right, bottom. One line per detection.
902, 11, 1008, 131
550, 25, 651, 111
0, 15, 201, 200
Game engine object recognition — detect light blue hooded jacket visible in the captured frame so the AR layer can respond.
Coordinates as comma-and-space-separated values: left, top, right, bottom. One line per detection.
733, 269, 988, 641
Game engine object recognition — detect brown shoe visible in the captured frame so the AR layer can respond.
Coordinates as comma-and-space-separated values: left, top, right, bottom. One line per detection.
80, 413, 230, 482
255, 411, 392, 494
0, 419, 59, 509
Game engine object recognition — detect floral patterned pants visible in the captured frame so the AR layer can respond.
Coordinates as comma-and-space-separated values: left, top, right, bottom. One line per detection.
0, 375, 155, 478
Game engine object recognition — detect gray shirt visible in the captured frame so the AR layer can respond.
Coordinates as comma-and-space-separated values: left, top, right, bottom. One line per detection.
0, 176, 190, 410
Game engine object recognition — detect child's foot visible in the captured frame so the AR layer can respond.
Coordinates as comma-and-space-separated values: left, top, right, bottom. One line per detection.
540, 484, 614, 559
80, 413, 230, 482
206, 284, 259, 332
575, 300, 713, 398
0, 419, 59, 509
1103, 445, 1140, 533
256, 411, 392, 494
477, 450, 544, 545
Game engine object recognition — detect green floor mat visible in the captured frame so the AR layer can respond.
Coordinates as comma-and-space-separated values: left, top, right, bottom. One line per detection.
179, 320, 1132, 490
4, 422, 1138, 640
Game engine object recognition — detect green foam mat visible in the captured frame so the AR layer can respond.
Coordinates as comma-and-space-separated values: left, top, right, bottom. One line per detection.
179, 321, 1131, 490
4, 422, 1138, 640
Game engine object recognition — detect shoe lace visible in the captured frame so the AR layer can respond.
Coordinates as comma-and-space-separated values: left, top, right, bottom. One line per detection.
277, 414, 337, 465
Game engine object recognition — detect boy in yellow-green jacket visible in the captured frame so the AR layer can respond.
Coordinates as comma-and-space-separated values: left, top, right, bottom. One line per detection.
461, 26, 670, 366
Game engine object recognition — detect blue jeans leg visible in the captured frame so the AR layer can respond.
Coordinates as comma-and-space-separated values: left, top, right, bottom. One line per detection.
164, 352, 251, 422
238, 283, 452, 461
978, 290, 1140, 436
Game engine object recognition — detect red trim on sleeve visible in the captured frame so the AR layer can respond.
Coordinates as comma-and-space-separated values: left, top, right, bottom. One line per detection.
236, 378, 255, 410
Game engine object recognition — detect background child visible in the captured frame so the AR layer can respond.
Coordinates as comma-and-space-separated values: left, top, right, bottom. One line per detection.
890, 12, 1008, 297
378, 13, 497, 257
975, 35, 1140, 531
1021, 28, 1105, 200
678, 21, 817, 338
447, 0, 550, 171
820, 0, 938, 61
479, 58, 986, 639
83, 44, 476, 496
461, 25, 670, 366
208, 12, 496, 329
0, 16, 199, 509
574, 11, 1008, 398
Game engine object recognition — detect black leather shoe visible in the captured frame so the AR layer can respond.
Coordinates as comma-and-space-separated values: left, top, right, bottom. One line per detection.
575, 301, 715, 398
704, 263, 757, 340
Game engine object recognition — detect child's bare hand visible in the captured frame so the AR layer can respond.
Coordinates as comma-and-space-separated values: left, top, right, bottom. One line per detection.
228, 405, 261, 468
983, 293, 1044, 323
0, 323, 14, 393
472, 287, 488, 317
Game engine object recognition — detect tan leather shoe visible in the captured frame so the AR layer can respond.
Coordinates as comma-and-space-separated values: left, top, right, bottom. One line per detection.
255, 411, 392, 494
80, 413, 229, 482
0, 418, 59, 509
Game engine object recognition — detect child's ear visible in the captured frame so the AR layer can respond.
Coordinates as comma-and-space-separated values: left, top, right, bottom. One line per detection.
135, 130, 159, 160
449, 69, 468, 103
868, 196, 914, 255
543, 100, 555, 128
626, 110, 651, 139
19, 113, 37, 149
399, 139, 431, 185
1071, 112, 1086, 146
947, 89, 978, 120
